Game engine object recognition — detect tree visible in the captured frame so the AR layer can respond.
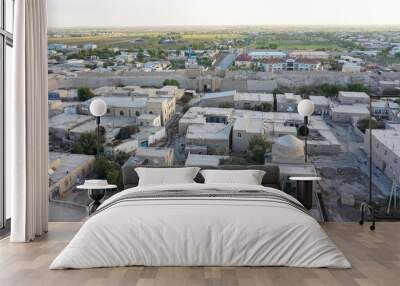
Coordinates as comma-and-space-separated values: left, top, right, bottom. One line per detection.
163, 79, 180, 87
248, 136, 270, 164
296, 85, 313, 96
115, 125, 140, 140
77, 87, 95, 101
113, 151, 130, 166
272, 88, 280, 112
254, 102, 272, 112
269, 43, 278, 49
137, 51, 144, 62
179, 94, 192, 105
72, 132, 104, 155
92, 156, 123, 190
347, 82, 369, 93
357, 117, 384, 133
218, 102, 234, 108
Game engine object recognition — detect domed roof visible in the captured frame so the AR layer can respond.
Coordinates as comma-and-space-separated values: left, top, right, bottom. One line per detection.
272, 135, 304, 163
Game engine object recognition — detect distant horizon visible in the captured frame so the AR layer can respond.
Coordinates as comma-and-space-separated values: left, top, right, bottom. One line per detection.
48, 0, 400, 28
47, 24, 400, 31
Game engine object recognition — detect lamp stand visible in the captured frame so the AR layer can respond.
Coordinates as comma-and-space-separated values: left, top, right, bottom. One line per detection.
96, 116, 101, 157
304, 116, 308, 163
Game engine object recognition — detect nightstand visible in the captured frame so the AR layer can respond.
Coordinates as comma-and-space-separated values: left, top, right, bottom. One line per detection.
77, 180, 117, 215
289, 177, 321, 210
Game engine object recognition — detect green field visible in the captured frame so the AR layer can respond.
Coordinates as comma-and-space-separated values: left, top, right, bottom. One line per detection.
47, 27, 386, 51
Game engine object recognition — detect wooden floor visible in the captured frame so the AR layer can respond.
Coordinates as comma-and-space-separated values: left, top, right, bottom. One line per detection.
0, 222, 399, 286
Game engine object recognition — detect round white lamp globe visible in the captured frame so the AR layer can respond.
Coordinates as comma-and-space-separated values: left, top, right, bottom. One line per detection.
297, 99, 315, 117
89, 99, 107, 117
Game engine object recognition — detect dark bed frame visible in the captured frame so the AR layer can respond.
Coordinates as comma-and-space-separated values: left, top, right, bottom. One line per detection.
122, 164, 282, 190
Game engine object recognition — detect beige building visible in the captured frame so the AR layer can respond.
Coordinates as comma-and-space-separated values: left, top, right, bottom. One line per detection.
330, 104, 369, 122
147, 97, 176, 125
232, 118, 264, 152
134, 147, 174, 166
364, 129, 400, 182
338, 91, 370, 105
185, 154, 228, 167
48, 152, 95, 196
137, 114, 161, 127
234, 93, 274, 110
79, 96, 147, 118
156, 85, 185, 100
185, 123, 232, 155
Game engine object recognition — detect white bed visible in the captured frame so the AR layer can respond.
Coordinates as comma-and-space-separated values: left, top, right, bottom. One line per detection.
50, 183, 351, 269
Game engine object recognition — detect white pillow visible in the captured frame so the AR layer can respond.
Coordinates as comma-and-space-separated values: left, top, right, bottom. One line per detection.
135, 167, 200, 186
200, 169, 265, 185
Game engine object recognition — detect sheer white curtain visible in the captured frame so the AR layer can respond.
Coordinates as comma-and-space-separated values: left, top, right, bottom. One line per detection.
7, 0, 49, 242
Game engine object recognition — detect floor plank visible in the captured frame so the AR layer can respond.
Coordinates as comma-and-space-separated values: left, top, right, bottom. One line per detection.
0, 222, 399, 286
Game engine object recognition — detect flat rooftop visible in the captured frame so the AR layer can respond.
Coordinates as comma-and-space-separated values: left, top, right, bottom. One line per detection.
372, 100, 400, 109
49, 152, 95, 184
186, 123, 231, 141
233, 118, 264, 133
370, 129, 400, 157
331, 104, 369, 114
70, 116, 137, 134
202, 90, 236, 100
234, 93, 274, 102
249, 51, 287, 57
49, 113, 92, 130
310, 95, 330, 105
84, 96, 148, 109
135, 147, 173, 158
185, 154, 228, 167
339, 91, 370, 99
276, 93, 302, 102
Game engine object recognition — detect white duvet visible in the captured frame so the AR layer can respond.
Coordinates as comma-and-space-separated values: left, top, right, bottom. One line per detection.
50, 183, 351, 269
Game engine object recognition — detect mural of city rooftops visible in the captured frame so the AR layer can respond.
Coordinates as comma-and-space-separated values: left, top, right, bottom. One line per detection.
47, 25, 400, 223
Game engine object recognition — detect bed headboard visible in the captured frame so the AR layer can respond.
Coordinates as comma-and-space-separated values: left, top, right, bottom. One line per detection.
122, 164, 281, 190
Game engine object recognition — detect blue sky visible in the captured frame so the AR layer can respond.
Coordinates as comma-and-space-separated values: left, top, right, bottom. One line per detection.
48, 0, 400, 27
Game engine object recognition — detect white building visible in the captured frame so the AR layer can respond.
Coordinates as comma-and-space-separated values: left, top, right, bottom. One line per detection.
365, 129, 400, 182
371, 101, 400, 117
330, 104, 370, 122
185, 123, 232, 155
178, 107, 233, 134
232, 118, 264, 152
248, 51, 287, 60
338, 91, 370, 105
